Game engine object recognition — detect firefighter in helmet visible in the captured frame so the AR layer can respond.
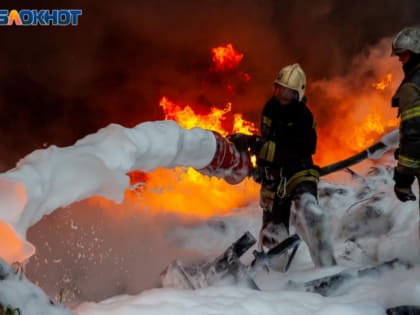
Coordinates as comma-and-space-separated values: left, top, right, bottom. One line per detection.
391, 27, 420, 228
229, 63, 336, 268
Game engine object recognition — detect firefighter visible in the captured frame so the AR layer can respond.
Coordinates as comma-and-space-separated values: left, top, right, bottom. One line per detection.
391, 27, 420, 229
228, 63, 336, 268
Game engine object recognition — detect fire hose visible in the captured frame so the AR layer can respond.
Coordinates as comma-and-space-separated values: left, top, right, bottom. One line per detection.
197, 129, 399, 184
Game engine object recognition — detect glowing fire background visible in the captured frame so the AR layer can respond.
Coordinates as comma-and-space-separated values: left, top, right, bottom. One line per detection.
0, 0, 419, 169
0, 0, 420, 306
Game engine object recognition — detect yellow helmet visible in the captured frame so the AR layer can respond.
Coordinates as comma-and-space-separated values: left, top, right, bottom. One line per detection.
274, 63, 306, 101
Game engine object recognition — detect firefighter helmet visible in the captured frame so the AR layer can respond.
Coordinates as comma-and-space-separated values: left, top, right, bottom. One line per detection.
391, 27, 420, 55
274, 63, 306, 101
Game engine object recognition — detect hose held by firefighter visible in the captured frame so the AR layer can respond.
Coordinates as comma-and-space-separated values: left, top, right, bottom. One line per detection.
227, 63, 336, 268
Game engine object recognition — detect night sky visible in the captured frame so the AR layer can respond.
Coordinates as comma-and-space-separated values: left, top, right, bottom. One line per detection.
1, 0, 419, 170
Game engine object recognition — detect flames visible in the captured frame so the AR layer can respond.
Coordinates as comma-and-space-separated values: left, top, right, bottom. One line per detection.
79, 43, 260, 220
123, 95, 260, 217
372, 73, 393, 91
133, 70, 399, 218
211, 44, 244, 72
94, 42, 402, 219
314, 69, 400, 166
160, 96, 257, 136
345, 106, 398, 151
349, 73, 399, 150
160, 96, 231, 136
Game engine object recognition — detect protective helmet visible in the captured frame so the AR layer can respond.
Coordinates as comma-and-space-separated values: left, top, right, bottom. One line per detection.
391, 27, 420, 55
274, 63, 306, 101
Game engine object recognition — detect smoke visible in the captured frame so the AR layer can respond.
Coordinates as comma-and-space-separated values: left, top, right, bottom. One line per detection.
1, 0, 419, 169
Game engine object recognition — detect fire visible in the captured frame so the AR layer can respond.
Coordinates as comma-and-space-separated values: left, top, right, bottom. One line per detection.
123, 72, 400, 218
314, 70, 401, 166
119, 96, 260, 218
125, 77, 399, 218
211, 44, 244, 71
125, 167, 259, 217
350, 73, 399, 150
160, 96, 257, 136
160, 96, 232, 136
344, 107, 399, 151
372, 73, 393, 91
90, 44, 257, 219
94, 42, 404, 219
233, 113, 258, 135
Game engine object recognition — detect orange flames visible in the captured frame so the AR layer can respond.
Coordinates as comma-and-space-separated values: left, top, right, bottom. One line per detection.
211, 44, 244, 71
314, 71, 400, 166
80, 43, 259, 220
160, 96, 257, 136
133, 72, 399, 217
95, 43, 402, 220
372, 73, 393, 91
341, 107, 398, 152
350, 73, 399, 150
210, 44, 250, 96
121, 96, 260, 218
